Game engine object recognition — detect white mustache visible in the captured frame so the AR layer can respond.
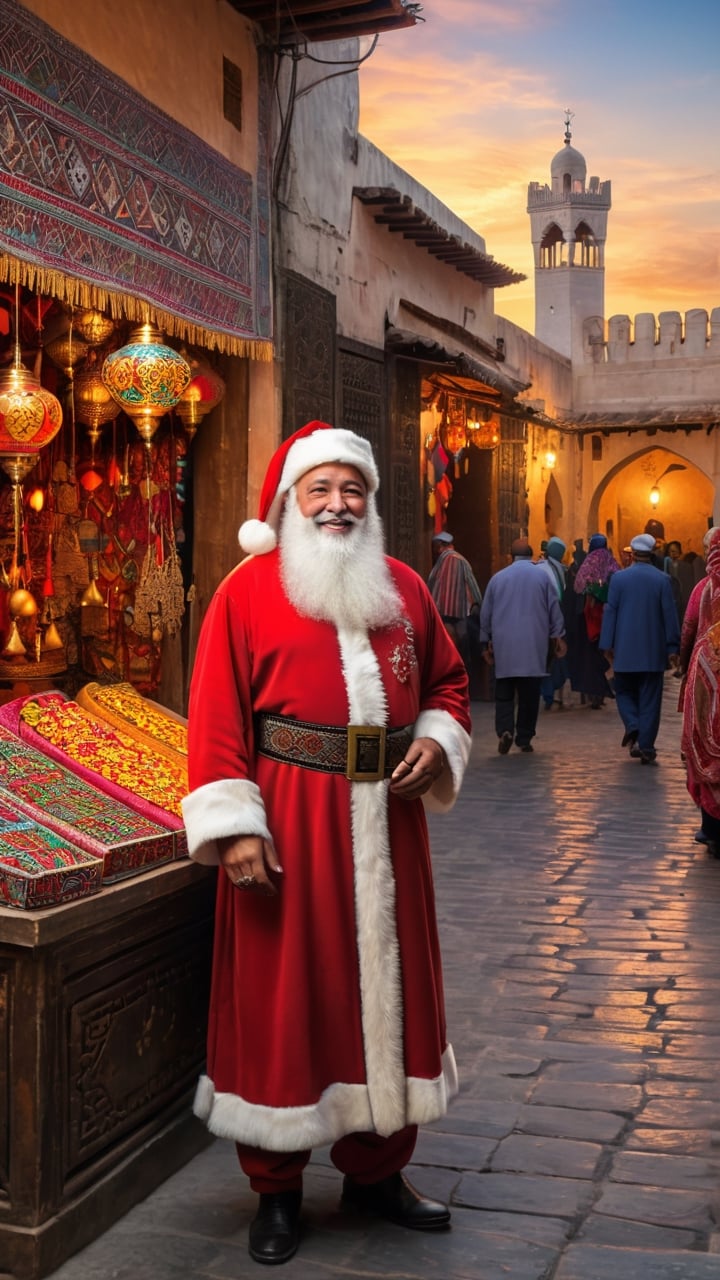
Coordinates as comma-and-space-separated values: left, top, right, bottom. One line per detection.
313, 511, 362, 526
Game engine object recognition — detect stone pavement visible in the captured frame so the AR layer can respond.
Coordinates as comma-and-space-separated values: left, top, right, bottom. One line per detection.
46, 677, 720, 1279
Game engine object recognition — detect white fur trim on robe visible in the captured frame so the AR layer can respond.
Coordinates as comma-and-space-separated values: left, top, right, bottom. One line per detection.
180, 778, 273, 865
337, 624, 407, 1137
193, 1045, 458, 1151
415, 707, 472, 812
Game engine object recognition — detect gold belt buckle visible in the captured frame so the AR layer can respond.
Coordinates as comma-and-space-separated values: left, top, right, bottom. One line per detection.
346, 725, 387, 782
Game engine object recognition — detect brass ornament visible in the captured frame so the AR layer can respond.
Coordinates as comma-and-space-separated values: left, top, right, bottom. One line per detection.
74, 309, 116, 347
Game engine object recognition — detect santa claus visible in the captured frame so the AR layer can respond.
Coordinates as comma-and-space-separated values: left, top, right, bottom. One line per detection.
182, 421, 471, 1265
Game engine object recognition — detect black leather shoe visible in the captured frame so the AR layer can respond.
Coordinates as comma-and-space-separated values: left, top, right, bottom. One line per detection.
248, 1190, 302, 1265
622, 730, 638, 748
342, 1171, 451, 1231
498, 731, 513, 754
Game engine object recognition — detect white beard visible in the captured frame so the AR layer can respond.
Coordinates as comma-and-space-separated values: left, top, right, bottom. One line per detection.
279, 487, 404, 631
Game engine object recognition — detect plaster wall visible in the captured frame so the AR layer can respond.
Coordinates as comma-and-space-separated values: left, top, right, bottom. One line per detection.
575, 358, 720, 412
278, 50, 499, 353
19, 0, 259, 173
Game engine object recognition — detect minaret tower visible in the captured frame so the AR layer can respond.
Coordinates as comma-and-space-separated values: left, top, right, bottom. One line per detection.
527, 111, 611, 359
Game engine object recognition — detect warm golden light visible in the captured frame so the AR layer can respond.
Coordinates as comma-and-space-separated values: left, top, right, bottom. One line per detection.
545, 450, 557, 470
650, 485, 660, 506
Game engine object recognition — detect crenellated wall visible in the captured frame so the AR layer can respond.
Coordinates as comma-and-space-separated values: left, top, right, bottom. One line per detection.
583, 308, 720, 364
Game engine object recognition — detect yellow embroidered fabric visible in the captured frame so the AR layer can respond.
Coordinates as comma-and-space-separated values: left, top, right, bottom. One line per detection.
76, 682, 187, 763
19, 695, 186, 818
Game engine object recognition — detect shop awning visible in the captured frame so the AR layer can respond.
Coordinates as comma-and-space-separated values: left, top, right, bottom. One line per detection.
355, 189, 526, 288
229, 0, 422, 42
0, 1, 272, 357
561, 409, 720, 433
385, 326, 530, 399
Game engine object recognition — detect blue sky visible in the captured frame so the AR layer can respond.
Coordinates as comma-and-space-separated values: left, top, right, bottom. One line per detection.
358, 0, 720, 333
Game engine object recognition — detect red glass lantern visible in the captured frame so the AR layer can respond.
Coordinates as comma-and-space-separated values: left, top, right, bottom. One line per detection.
176, 354, 225, 440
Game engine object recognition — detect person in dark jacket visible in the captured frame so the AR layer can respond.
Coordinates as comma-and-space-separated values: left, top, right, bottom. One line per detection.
599, 533, 680, 764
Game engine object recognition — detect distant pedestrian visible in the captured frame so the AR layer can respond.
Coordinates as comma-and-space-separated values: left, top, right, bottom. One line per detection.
571, 533, 620, 709
599, 533, 680, 765
538, 536, 572, 709
479, 539, 566, 754
427, 531, 483, 679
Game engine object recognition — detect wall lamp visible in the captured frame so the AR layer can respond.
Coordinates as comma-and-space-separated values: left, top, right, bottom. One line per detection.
649, 462, 686, 507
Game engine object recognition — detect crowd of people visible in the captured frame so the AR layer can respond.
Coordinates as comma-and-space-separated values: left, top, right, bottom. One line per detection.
428, 524, 695, 761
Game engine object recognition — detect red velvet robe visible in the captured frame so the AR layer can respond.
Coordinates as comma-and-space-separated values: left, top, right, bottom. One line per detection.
182, 549, 471, 1152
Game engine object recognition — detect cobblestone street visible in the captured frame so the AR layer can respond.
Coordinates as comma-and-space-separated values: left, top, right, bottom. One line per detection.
46, 677, 720, 1279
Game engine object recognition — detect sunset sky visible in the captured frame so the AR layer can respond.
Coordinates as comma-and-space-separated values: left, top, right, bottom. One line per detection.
358, 0, 720, 335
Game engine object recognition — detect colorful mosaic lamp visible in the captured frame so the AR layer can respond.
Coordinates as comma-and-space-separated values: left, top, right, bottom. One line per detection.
176, 353, 225, 440
101, 323, 191, 446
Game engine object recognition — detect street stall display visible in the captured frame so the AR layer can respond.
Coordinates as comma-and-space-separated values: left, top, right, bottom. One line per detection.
0, 690, 187, 836
0, 721, 177, 882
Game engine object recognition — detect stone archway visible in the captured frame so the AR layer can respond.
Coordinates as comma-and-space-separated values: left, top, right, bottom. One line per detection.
588, 446, 714, 558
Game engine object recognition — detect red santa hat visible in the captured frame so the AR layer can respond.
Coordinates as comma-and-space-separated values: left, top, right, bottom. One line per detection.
239, 420, 380, 555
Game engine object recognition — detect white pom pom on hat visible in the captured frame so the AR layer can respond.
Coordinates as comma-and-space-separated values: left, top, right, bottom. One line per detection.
238, 420, 379, 555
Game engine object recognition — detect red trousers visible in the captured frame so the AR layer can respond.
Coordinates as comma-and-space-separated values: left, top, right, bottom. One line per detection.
237, 1125, 418, 1194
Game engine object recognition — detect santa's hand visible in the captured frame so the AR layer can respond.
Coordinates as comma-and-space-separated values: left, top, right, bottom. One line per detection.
218, 834, 282, 896
389, 736, 445, 799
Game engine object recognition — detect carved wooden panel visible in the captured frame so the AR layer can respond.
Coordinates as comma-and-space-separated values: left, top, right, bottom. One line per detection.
66, 929, 211, 1174
388, 359, 421, 569
283, 271, 336, 435
336, 340, 385, 461
497, 415, 528, 557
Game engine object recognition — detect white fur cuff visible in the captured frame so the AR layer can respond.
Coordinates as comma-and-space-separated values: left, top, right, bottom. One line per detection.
414, 708, 471, 812
180, 778, 273, 864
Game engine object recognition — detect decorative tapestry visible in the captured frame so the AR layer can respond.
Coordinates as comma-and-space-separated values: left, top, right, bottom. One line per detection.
0, 0, 271, 356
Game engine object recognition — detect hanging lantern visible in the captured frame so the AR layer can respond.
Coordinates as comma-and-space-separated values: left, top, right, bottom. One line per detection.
0, 350, 64, 483
0, 289, 64, 607
44, 330, 90, 380
102, 324, 191, 446
74, 309, 116, 348
75, 358, 120, 432
176, 354, 225, 441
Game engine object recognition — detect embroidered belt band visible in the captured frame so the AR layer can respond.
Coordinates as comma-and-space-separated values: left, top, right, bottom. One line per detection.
256, 714, 414, 782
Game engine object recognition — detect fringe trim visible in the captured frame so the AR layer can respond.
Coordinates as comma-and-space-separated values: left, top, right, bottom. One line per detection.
0, 253, 273, 361
193, 1046, 458, 1151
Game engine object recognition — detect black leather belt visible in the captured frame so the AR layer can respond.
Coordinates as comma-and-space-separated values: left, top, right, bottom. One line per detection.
256, 713, 414, 781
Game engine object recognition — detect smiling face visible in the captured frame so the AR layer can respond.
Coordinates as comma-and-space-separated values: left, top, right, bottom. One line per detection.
294, 463, 368, 534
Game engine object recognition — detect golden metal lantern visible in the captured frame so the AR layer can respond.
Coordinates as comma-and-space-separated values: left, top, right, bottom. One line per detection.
101, 324, 191, 446
74, 309, 116, 347
74, 356, 120, 455
44, 330, 90, 380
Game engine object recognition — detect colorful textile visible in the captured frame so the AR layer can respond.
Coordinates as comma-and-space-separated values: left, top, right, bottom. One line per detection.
0, 811, 102, 910
0, 0, 271, 355
427, 548, 482, 619
574, 547, 621, 597
0, 692, 186, 830
682, 533, 720, 817
76, 682, 187, 764
0, 723, 176, 879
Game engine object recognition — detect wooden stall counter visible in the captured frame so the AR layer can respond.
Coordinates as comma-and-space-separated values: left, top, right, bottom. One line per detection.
0, 859, 216, 1280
